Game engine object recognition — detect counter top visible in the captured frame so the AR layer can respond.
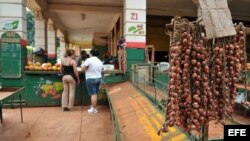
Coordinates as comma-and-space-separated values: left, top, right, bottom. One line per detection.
102, 70, 122, 74
24, 69, 122, 75
24, 71, 60, 74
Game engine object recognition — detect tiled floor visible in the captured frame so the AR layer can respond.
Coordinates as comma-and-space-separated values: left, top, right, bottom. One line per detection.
0, 106, 113, 141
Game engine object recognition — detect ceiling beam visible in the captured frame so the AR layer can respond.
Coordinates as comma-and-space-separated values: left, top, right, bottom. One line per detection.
48, 12, 67, 31
231, 15, 250, 22
33, 0, 49, 19
108, 14, 121, 33
27, 0, 40, 10
147, 8, 250, 21
147, 8, 196, 17
48, 4, 123, 13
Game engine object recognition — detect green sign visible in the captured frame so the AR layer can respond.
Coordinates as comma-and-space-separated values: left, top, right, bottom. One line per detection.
0, 31, 22, 78
1, 31, 21, 43
1, 20, 19, 30
1, 43, 21, 58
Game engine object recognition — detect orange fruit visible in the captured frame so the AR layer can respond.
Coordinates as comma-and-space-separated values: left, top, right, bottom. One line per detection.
28, 66, 34, 70
47, 63, 52, 67
27, 61, 33, 66
35, 62, 41, 66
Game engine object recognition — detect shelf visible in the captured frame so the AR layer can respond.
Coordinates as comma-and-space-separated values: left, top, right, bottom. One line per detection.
102, 70, 122, 74
24, 70, 122, 75
24, 71, 60, 74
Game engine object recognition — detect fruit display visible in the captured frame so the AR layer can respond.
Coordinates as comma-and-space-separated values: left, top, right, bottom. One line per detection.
24, 61, 61, 71
159, 19, 247, 134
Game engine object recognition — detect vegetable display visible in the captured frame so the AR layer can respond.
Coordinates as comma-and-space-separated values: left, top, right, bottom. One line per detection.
159, 19, 247, 134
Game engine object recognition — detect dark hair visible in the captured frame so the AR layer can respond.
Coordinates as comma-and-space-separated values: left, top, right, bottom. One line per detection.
80, 50, 87, 56
90, 48, 100, 57
65, 49, 74, 57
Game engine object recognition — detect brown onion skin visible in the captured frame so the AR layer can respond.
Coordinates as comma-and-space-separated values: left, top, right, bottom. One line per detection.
163, 28, 246, 133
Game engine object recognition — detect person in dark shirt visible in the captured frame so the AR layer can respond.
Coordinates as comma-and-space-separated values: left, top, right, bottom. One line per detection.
117, 36, 126, 49
60, 49, 79, 111
103, 53, 111, 64
76, 50, 89, 67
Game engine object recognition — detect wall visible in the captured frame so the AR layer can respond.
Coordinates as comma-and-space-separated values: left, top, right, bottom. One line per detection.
147, 27, 170, 51
146, 16, 171, 52
246, 35, 250, 62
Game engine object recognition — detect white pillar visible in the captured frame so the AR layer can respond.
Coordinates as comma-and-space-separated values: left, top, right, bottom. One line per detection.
74, 45, 80, 56
0, 0, 27, 40
59, 38, 66, 59
124, 0, 146, 48
47, 22, 56, 59
34, 10, 46, 50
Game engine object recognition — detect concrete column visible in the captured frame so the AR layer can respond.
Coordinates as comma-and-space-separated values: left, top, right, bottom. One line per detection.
47, 22, 56, 59
124, 0, 146, 48
108, 32, 111, 54
74, 45, 80, 56
34, 10, 46, 50
59, 38, 66, 59
114, 26, 117, 56
65, 42, 69, 48
0, 0, 27, 40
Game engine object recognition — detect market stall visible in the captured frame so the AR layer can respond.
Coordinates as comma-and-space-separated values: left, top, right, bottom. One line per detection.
0, 31, 114, 107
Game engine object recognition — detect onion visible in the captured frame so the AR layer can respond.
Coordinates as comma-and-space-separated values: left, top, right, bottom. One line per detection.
192, 102, 199, 109
192, 73, 198, 78
183, 39, 188, 43
186, 49, 191, 54
191, 60, 197, 65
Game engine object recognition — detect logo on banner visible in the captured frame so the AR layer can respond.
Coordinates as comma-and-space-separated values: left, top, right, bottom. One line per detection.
1, 20, 19, 30
224, 125, 250, 141
128, 24, 145, 35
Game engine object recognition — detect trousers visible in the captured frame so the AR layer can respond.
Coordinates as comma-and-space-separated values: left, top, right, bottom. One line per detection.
61, 75, 76, 108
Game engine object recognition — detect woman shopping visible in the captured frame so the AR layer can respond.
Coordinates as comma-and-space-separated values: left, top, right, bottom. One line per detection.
60, 49, 80, 111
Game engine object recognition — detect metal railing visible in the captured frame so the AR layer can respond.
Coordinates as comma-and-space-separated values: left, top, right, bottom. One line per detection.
130, 64, 204, 141
105, 88, 122, 141
130, 64, 169, 113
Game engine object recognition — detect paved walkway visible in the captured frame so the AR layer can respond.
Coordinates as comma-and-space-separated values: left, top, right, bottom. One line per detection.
0, 106, 112, 141
108, 82, 189, 141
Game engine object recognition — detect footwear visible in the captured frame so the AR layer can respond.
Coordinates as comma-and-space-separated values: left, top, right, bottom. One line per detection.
63, 107, 70, 111
88, 106, 93, 111
87, 107, 98, 113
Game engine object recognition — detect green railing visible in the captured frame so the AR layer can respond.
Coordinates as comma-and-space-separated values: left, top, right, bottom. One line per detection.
130, 64, 169, 113
130, 64, 208, 141
105, 88, 121, 141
